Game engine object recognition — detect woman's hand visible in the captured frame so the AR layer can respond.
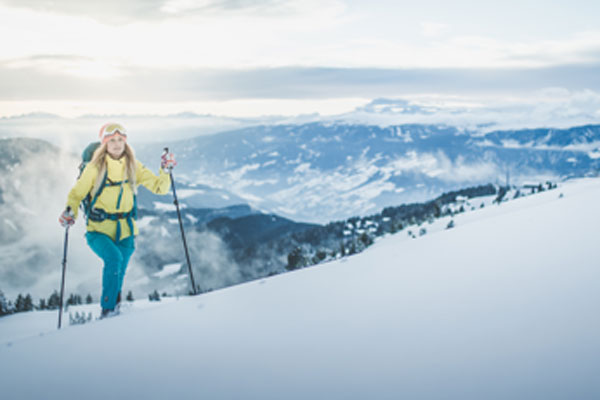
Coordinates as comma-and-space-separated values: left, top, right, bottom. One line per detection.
161, 151, 177, 171
59, 208, 75, 227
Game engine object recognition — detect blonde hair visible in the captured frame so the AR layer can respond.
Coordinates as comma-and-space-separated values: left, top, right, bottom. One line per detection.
89, 142, 137, 198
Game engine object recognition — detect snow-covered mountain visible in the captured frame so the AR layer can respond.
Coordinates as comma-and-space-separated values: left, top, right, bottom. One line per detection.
136, 122, 600, 223
1, 177, 598, 400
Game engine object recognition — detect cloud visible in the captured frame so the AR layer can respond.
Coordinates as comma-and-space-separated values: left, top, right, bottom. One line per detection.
0, 0, 165, 24
3, 55, 123, 79
0, 0, 344, 24
160, 0, 320, 16
132, 216, 244, 295
2, 1, 599, 73
0, 146, 104, 299
421, 21, 449, 37
497, 31, 600, 66
3, 61, 600, 103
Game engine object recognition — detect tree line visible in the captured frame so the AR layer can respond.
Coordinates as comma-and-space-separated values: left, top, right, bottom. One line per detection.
283, 184, 498, 270
201, 183, 500, 275
0, 289, 97, 317
0, 289, 142, 317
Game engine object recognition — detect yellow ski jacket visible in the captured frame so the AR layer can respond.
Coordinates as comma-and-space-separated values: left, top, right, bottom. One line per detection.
66, 155, 171, 241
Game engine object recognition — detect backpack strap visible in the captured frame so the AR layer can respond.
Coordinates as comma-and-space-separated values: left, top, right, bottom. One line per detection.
86, 169, 108, 222
86, 171, 138, 241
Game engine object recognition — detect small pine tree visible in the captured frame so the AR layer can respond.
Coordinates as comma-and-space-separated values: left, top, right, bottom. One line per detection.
286, 247, 305, 271
7, 301, 15, 315
312, 250, 327, 264
359, 233, 373, 247
126, 291, 134, 302
14, 294, 25, 313
148, 290, 161, 302
38, 298, 47, 311
0, 289, 9, 316
69, 312, 93, 326
47, 291, 60, 310
86, 294, 93, 304
24, 294, 34, 312
348, 242, 357, 255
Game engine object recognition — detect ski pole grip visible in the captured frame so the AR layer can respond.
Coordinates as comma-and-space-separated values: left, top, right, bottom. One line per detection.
64, 206, 72, 230
162, 148, 172, 172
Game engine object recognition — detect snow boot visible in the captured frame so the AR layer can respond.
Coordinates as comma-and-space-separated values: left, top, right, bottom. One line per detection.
100, 308, 120, 319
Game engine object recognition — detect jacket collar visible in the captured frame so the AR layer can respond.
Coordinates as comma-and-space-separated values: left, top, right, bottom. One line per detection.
105, 154, 125, 178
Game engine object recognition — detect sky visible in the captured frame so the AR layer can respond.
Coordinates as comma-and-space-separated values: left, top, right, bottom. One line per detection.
1, 0, 600, 118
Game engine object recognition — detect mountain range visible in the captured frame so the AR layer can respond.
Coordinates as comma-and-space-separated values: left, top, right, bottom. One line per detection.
135, 122, 600, 223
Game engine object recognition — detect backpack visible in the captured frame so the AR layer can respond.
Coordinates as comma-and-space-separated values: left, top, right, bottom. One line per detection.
78, 142, 101, 217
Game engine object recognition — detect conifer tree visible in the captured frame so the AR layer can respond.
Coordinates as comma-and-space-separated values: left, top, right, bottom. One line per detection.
148, 290, 161, 302
286, 247, 305, 271
86, 294, 93, 304
24, 294, 33, 312
14, 294, 25, 313
348, 242, 357, 255
0, 289, 9, 316
47, 290, 60, 310
359, 232, 373, 247
126, 291, 134, 302
67, 294, 82, 306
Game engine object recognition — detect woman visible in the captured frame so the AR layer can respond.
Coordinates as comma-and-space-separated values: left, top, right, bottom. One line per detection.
59, 123, 175, 318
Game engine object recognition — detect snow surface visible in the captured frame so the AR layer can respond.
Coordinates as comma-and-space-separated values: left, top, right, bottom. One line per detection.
1, 178, 599, 399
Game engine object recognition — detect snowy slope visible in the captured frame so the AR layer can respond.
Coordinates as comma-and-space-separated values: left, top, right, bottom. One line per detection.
1, 178, 599, 399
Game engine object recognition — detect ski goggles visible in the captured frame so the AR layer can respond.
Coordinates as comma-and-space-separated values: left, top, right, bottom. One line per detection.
99, 123, 127, 143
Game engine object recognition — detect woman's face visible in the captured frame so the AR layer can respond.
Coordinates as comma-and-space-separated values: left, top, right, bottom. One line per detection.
106, 134, 126, 159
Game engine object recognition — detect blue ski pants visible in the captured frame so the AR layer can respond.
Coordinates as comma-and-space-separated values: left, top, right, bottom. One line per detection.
86, 232, 135, 311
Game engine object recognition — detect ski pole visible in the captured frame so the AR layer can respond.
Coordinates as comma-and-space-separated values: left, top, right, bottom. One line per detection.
164, 148, 198, 295
58, 210, 70, 330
